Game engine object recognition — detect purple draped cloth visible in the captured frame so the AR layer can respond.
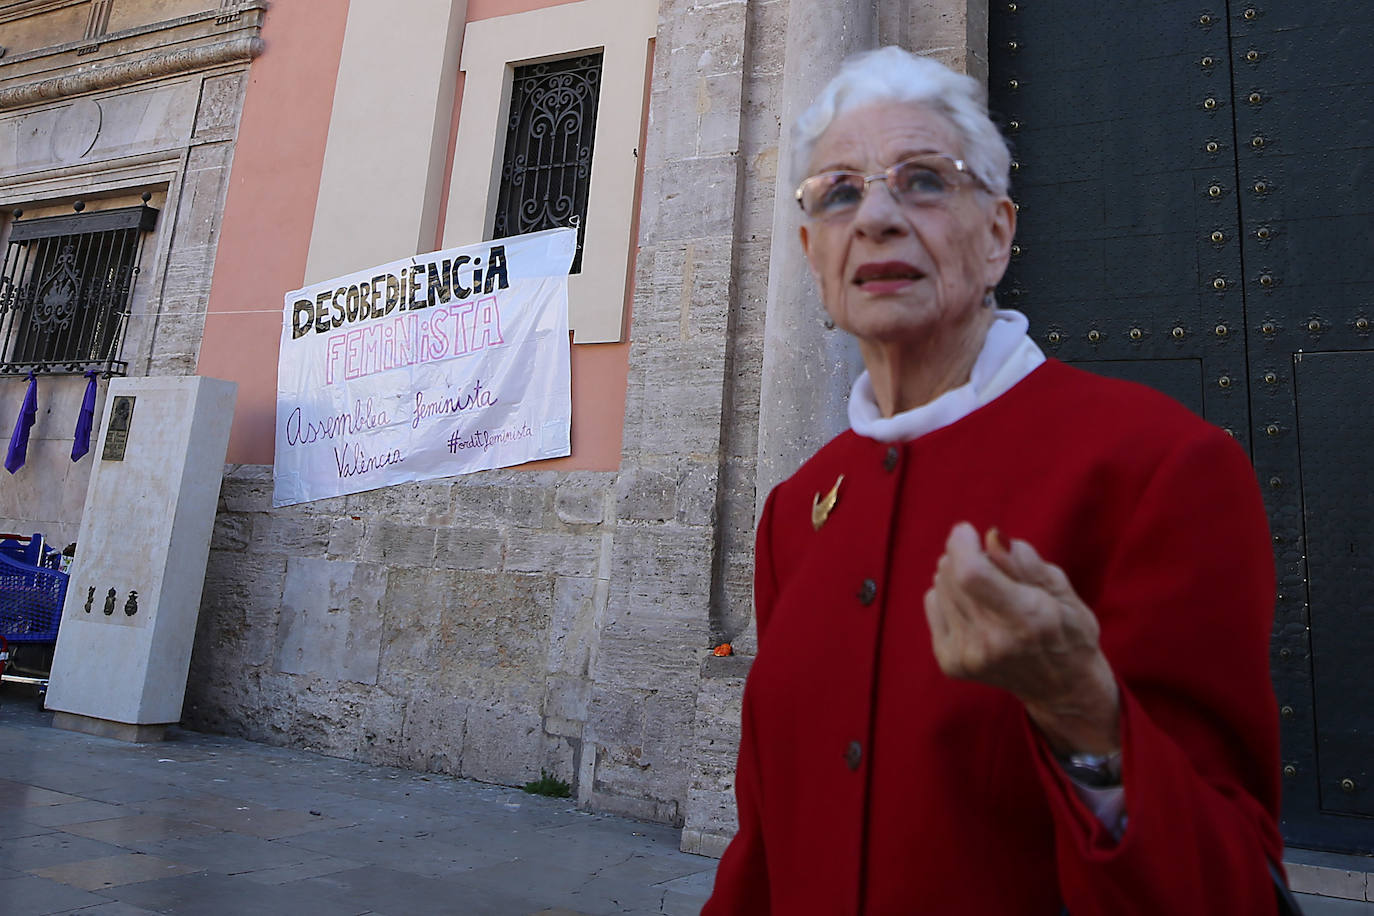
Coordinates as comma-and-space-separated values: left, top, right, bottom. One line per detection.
72, 370, 99, 461
5, 372, 38, 474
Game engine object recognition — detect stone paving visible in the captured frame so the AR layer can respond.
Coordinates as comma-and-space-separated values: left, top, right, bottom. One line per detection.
0, 691, 716, 915
2, 688, 1372, 915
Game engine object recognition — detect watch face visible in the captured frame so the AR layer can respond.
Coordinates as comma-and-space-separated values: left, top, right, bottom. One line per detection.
1062, 752, 1123, 789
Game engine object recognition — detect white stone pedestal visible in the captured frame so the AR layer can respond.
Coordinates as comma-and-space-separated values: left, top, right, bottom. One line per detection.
46, 376, 237, 740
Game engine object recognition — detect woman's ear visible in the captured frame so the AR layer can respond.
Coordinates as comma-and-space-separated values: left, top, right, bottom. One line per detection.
983, 195, 1017, 289
799, 223, 821, 284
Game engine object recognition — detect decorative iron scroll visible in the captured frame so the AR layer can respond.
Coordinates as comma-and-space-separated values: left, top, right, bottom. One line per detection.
493, 53, 603, 273
0, 204, 156, 376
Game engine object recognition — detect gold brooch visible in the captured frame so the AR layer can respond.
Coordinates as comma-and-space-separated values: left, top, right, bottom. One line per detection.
811, 475, 843, 531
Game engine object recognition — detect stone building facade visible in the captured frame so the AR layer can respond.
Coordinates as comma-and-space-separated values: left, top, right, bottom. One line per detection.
1, 0, 985, 858
0, 0, 263, 547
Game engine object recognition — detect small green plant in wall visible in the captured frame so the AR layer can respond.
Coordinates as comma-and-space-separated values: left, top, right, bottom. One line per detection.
522, 769, 572, 798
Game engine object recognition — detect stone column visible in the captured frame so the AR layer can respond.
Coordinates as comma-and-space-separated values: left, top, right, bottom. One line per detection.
754, 1, 877, 506
879, 0, 989, 81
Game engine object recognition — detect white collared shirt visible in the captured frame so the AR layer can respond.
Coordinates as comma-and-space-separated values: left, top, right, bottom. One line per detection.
848, 308, 1046, 442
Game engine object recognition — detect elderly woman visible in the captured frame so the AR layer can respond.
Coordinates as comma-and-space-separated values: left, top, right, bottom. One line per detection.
704, 47, 1285, 915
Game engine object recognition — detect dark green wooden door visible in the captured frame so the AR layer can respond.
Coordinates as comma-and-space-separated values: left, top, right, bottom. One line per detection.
989, 1, 1374, 853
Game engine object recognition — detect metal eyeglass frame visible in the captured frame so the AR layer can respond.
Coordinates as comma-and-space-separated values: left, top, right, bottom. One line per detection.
794, 154, 990, 219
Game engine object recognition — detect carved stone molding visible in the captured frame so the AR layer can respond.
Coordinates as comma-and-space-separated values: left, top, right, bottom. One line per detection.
0, 36, 263, 110
0, 0, 86, 26
85, 0, 114, 41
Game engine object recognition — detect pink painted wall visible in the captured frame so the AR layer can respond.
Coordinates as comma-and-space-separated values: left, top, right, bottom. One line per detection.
199, 0, 639, 472
197, 0, 351, 465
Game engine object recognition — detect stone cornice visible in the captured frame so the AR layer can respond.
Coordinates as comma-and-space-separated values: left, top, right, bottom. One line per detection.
0, 35, 263, 109
0, 2, 267, 111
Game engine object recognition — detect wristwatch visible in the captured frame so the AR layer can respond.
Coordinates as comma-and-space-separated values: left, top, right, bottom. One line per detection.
1058, 749, 1123, 789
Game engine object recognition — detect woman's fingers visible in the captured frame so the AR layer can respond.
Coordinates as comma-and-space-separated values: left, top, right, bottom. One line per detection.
945, 520, 983, 558
933, 550, 988, 625
982, 528, 1048, 585
939, 527, 1038, 627
978, 530, 1079, 614
924, 587, 957, 671
925, 522, 1107, 703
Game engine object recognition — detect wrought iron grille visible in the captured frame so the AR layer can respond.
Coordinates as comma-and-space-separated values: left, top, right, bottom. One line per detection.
0, 204, 156, 376
494, 53, 603, 273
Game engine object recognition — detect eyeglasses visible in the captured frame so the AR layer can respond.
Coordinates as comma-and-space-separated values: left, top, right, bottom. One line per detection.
795, 154, 988, 220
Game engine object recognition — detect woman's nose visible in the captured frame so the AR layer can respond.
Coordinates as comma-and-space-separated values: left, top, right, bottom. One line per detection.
851, 179, 909, 238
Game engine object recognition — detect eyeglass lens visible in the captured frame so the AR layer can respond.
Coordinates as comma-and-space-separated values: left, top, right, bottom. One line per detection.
801, 157, 962, 217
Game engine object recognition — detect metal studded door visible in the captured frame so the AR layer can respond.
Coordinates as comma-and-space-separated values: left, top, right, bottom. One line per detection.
990, 2, 1374, 853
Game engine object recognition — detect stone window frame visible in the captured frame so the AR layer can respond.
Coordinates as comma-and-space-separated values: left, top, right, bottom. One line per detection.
0, 168, 179, 382
442, 0, 657, 344
0, 202, 157, 376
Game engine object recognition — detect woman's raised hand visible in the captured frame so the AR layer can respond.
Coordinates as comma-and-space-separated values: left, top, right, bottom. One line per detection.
923, 522, 1122, 756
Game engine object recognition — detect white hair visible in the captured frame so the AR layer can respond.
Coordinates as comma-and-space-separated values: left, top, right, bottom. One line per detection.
791, 46, 1011, 197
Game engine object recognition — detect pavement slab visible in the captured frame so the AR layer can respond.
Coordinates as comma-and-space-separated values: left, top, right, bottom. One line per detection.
299, 864, 555, 916
61, 813, 224, 846
0, 831, 134, 872
128, 830, 337, 875
0, 818, 57, 841
1298, 897, 1374, 915
0, 779, 84, 808
0, 874, 116, 915
10, 798, 128, 828
235, 853, 365, 886
137, 794, 354, 838
105, 871, 370, 916
274, 825, 517, 878
29, 853, 204, 891
48, 904, 167, 916
0, 689, 720, 915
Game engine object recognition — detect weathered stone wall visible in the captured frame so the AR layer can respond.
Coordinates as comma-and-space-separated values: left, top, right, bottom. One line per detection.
676, 0, 786, 855
185, 466, 619, 792
581, 0, 759, 829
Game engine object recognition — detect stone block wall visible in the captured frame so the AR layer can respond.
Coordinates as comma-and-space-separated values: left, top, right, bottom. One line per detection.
185, 466, 619, 793
585, 0, 771, 832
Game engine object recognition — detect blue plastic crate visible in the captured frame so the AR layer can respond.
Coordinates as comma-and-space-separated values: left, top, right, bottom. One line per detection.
0, 551, 68, 643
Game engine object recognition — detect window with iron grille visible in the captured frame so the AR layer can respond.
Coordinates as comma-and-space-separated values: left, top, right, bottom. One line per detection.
493, 52, 603, 273
0, 204, 156, 376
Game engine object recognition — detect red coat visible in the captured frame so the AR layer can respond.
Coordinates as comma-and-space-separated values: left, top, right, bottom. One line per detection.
705, 360, 1283, 915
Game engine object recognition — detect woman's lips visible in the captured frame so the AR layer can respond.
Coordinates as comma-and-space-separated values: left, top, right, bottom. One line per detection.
853, 260, 925, 293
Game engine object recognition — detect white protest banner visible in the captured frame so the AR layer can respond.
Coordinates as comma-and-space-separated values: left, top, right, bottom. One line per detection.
273, 227, 575, 507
